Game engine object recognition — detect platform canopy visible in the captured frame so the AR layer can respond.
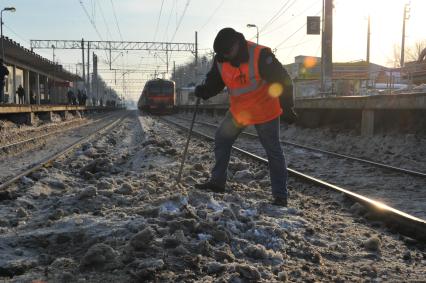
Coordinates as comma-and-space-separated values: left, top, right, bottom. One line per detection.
2, 36, 82, 82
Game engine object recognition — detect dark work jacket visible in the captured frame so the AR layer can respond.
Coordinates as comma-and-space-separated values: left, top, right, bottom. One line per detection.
0, 65, 9, 86
197, 35, 294, 110
17, 86, 25, 97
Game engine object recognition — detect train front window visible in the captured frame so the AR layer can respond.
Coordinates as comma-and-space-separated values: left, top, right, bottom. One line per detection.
148, 85, 162, 94
147, 83, 174, 96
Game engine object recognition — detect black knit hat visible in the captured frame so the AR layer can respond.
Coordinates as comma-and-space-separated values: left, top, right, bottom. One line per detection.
213, 27, 239, 55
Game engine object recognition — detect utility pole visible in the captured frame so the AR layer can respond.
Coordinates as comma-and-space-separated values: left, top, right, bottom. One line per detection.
366, 15, 370, 64
81, 39, 85, 85
87, 42, 90, 95
321, 0, 333, 96
366, 15, 371, 88
166, 43, 169, 74
195, 31, 198, 84
400, 2, 410, 68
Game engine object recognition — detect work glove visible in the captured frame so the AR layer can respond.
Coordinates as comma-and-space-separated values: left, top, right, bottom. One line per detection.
194, 85, 211, 100
282, 107, 297, 124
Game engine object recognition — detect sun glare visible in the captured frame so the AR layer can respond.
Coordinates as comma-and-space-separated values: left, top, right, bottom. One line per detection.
333, 0, 411, 65
268, 83, 283, 98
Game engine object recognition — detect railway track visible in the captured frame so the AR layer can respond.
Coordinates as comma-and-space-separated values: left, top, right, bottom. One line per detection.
0, 112, 127, 195
171, 115, 426, 219
175, 116, 426, 178
0, 112, 117, 156
158, 115, 426, 243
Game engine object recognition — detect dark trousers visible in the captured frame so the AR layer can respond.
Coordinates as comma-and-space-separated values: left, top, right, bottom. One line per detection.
211, 111, 288, 198
0, 85, 4, 103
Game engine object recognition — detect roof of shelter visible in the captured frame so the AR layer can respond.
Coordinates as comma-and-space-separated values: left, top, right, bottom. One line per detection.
2, 36, 82, 82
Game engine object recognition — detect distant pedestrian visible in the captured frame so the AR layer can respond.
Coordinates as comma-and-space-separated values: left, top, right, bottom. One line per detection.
77, 89, 83, 105
0, 59, 9, 104
67, 88, 75, 105
81, 91, 87, 106
30, 90, 35, 104
16, 84, 25, 104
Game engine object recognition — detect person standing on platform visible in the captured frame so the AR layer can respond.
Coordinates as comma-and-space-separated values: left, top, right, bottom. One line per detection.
77, 89, 83, 105
30, 90, 35, 104
193, 27, 297, 207
67, 88, 74, 105
16, 84, 25, 104
0, 59, 9, 104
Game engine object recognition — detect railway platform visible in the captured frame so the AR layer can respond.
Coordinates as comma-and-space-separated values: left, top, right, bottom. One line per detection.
178, 92, 426, 135
0, 104, 117, 124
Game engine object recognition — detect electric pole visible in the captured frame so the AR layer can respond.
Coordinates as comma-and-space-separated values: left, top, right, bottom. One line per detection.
195, 31, 198, 84
400, 2, 410, 68
321, 0, 333, 96
366, 15, 371, 87
366, 15, 370, 64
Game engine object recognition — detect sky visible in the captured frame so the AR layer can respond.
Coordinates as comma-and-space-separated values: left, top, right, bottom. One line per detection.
2, 0, 425, 101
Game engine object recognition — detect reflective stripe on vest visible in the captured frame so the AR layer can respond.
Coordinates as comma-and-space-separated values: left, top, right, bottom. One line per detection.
217, 43, 265, 96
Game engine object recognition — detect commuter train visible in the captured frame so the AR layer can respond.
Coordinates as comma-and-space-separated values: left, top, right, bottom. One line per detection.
138, 79, 176, 114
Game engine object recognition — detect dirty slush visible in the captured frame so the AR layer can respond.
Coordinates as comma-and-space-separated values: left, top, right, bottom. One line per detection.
0, 113, 424, 282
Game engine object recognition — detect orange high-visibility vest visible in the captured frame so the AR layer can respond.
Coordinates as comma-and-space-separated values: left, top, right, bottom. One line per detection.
217, 41, 282, 126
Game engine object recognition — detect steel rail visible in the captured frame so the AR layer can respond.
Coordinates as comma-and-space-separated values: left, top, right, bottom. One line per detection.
176, 116, 426, 178
0, 113, 128, 192
160, 116, 426, 243
0, 112, 116, 153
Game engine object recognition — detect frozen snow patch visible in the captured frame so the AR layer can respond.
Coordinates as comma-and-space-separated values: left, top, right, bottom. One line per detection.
159, 196, 188, 214
240, 208, 258, 218
198, 233, 213, 241
207, 197, 225, 212
277, 216, 308, 230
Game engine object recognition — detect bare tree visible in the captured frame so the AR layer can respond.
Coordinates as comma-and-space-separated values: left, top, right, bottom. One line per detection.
389, 40, 426, 67
406, 40, 426, 61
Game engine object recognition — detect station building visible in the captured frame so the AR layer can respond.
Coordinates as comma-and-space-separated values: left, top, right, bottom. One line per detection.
286, 55, 405, 97
2, 36, 82, 105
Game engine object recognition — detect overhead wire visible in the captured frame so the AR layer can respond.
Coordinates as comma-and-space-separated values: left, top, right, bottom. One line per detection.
167, 0, 192, 78
110, 0, 124, 41
162, 0, 176, 41
260, 0, 298, 35
153, 0, 165, 42
274, 9, 321, 50
260, 0, 318, 37
78, 0, 104, 41
170, 0, 191, 42
198, 0, 225, 31
258, 0, 293, 34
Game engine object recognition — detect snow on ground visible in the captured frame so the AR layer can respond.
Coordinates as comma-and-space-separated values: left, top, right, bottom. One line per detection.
183, 112, 426, 173
0, 111, 424, 282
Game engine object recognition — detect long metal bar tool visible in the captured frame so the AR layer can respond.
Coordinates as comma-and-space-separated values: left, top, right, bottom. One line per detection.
175, 97, 201, 186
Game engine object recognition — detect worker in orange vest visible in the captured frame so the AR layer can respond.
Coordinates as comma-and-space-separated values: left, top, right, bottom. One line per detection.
194, 27, 296, 206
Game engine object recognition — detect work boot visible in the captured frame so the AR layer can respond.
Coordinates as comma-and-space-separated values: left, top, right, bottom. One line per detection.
194, 181, 225, 193
272, 196, 288, 207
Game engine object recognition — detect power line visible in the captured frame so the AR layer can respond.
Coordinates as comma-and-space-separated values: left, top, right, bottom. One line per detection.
261, 0, 298, 35
162, 0, 176, 41
260, 0, 318, 37
274, 21, 307, 50
199, 0, 225, 31
170, 0, 191, 42
3, 24, 30, 46
153, 0, 165, 41
110, 0, 124, 41
78, 0, 104, 41
95, 0, 113, 40
274, 9, 321, 50
258, 0, 293, 34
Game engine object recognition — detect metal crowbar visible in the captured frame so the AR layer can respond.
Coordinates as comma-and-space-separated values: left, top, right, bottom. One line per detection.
175, 97, 201, 187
